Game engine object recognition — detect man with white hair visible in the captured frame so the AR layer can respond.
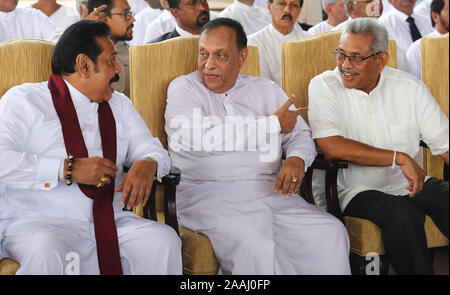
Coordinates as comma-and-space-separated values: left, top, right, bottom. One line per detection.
309, 17, 449, 274
308, 0, 348, 35
0, 0, 61, 42
407, 0, 448, 79
248, 0, 310, 86
379, 0, 433, 53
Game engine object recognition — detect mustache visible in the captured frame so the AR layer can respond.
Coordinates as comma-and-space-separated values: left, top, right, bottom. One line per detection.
281, 14, 292, 20
110, 74, 120, 84
340, 68, 360, 76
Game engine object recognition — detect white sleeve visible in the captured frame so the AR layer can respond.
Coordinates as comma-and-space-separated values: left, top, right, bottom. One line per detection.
308, 74, 344, 139
33, 9, 62, 42
121, 97, 171, 179
406, 41, 422, 79
0, 88, 62, 191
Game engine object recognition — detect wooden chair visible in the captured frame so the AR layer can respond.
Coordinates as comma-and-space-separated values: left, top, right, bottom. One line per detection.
0, 39, 179, 275
421, 33, 449, 181
129, 35, 260, 275
282, 31, 448, 274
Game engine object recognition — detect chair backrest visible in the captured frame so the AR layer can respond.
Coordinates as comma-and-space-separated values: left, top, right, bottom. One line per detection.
130, 35, 260, 149
281, 30, 398, 122
421, 33, 449, 179
129, 36, 260, 211
0, 39, 55, 98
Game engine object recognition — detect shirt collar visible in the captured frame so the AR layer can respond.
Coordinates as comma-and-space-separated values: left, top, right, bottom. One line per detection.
64, 78, 97, 106
175, 25, 193, 37
392, 7, 415, 22
234, 0, 253, 10
334, 66, 386, 96
268, 23, 299, 39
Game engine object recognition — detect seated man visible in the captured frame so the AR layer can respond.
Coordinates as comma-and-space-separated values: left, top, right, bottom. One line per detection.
150, 0, 210, 42
31, 0, 80, 31
308, 17, 449, 274
308, 0, 348, 35
165, 17, 350, 275
87, 0, 136, 98
0, 20, 182, 275
248, 0, 310, 86
406, 0, 448, 79
0, 0, 61, 42
129, 0, 165, 45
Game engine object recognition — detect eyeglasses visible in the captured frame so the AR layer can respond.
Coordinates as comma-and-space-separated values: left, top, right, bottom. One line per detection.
107, 11, 134, 20
332, 48, 381, 65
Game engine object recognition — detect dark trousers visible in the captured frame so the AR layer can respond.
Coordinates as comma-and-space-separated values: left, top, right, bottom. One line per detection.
343, 178, 449, 275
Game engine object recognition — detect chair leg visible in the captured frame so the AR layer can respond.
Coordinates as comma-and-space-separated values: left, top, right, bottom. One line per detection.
349, 253, 389, 275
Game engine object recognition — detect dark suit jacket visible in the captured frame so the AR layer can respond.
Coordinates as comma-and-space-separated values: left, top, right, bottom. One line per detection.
148, 29, 181, 43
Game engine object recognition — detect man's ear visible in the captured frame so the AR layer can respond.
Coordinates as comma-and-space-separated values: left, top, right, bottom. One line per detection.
377, 51, 389, 72
239, 47, 249, 68
75, 54, 91, 78
170, 8, 180, 21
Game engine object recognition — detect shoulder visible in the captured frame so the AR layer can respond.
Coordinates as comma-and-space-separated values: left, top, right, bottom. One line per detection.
310, 68, 341, 89
381, 66, 425, 88
247, 25, 269, 44
0, 82, 52, 115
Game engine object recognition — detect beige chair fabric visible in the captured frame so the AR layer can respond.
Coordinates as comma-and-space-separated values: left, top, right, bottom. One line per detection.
0, 39, 56, 275
421, 33, 449, 180
281, 32, 448, 261
281, 30, 397, 123
129, 36, 260, 275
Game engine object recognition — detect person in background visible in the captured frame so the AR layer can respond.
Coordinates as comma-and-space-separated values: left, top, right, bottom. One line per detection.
308, 0, 348, 35
31, 0, 80, 31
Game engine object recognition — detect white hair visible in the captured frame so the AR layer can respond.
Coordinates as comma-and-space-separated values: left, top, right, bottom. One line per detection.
341, 18, 389, 54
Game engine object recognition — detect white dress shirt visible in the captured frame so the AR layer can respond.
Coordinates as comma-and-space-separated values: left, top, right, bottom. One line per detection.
379, 7, 433, 53
248, 24, 311, 86
128, 0, 150, 15
414, 0, 433, 27
163, 71, 351, 275
0, 81, 170, 230
0, 7, 62, 42
308, 20, 337, 35
308, 67, 449, 211
128, 6, 164, 45
406, 29, 441, 79
218, 0, 271, 35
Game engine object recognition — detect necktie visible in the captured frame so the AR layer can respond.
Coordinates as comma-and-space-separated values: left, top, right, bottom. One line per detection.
406, 16, 422, 42
48, 74, 123, 275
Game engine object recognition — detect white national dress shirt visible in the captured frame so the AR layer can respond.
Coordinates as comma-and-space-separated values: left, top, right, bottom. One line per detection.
218, 0, 271, 35
47, 5, 80, 31
414, 0, 432, 27
128, 5, 164, 45
248, 23, 311, 86
308, 20, 337, 35
406, 29, 441, 79
0, 81, 170, 233
0, 7, 62, 42
143, 10, 218, 43
379, 7, 433, 53
308, 67, 449, 211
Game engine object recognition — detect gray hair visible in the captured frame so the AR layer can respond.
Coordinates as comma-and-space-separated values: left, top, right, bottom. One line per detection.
321, 0, 336, 11
341, 17, 388, 54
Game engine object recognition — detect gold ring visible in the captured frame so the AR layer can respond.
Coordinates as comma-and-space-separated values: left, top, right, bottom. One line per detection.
291, 176, 298, 183
96, 176, 110, 188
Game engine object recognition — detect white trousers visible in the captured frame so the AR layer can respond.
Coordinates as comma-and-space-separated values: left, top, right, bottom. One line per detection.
1, 213, 182, 275
180, 192, 351, 275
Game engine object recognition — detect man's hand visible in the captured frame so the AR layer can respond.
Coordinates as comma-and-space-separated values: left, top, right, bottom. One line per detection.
82, 4, 107, 20
274, 156, 305, 196
274, 95, 307, 134
397, 152, 426, 197
68, 156, 118, 186
116, 158, 157, 210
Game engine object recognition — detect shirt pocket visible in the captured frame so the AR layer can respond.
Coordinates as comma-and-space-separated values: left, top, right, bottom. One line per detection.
389, 122, 420, 157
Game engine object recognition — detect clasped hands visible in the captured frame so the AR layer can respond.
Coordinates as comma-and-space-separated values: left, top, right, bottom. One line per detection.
64, 157, 157, 210
273, 95, 308, 196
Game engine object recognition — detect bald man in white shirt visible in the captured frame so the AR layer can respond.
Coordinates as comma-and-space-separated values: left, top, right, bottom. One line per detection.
309, 18, 449, 275
165, 17, 350, 275
248, 0, 310, 86
0, 0, 62, 42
